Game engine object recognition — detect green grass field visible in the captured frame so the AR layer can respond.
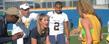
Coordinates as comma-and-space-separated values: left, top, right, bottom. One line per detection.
6, 26, 108, 44
6, 35, 108, 44
70, 26, 108, 44
70, 34, 107, 44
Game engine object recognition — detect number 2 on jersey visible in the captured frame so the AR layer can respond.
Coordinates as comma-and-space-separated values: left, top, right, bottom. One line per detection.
54, 22, 59, 30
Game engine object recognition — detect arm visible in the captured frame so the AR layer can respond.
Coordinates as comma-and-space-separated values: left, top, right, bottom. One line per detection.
64, 21, 70, 44
70, 18, 80, 35
99, 24, 102, 40
64, 13, 70, 41
0, 27, 12, 43
46, 35, 50, 44
0, 37, 12, 43
0, 32, 23, 43
31, 28, 37, 44
64, 21, 69, 39
70, 28, 79, 36
81, 19, 92, 44
31, 38, 37, 44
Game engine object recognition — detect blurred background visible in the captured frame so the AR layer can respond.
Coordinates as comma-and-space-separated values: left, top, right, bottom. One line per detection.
0, 0, 108, 9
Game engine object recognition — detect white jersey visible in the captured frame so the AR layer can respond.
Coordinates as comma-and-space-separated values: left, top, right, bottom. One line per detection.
47, 11, 69, 35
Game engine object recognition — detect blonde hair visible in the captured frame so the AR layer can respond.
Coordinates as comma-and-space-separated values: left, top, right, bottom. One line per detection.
77, 0, 95, 16
36, 14, 49, 35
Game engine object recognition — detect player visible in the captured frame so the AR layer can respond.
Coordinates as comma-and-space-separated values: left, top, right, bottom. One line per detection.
47, 1, 69, 44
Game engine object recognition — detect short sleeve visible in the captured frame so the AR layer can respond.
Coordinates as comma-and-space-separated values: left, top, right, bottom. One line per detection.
30, 28, 37, 39
63, 13, 69, 22
47, 12, 50, 16
47, 11, 53, 16
30, 13, 39, 20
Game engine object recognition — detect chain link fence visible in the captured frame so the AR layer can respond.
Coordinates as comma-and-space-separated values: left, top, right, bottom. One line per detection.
2, 0, 109, 8
0, 0, 108, 15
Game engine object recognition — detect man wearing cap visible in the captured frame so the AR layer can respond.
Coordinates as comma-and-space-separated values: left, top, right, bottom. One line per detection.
19, 3, 38, 44
0, 7, 23, 44
6, 7, 24, 44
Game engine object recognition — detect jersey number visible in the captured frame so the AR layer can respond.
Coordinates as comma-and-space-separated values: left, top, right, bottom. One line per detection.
54, 22, 59, 30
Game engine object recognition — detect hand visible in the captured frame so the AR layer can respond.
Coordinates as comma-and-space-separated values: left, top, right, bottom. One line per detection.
12, 32, 23, 40
70, 29, 79, 36
66, 38, 70, 44
100, 33, 103, 41
78, 33, 83, 41
16, 32, 24, 38
66, 37, 70, 44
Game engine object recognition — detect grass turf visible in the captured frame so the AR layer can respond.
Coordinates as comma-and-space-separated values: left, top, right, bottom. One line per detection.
6, 26, 108, 44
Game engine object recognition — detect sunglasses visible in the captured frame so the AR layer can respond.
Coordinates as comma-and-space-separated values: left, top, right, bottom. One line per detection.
12, 15, 19, 19
21, 8, 29, 11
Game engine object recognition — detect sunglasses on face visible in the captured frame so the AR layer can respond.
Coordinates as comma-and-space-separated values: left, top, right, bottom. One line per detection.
11, 15, 19, 19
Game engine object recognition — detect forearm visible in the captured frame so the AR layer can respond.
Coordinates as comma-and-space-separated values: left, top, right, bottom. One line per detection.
31, 38, 37, 44
86, 31, 92, 44
100, 30, 103, 40
46, 36, 50, 44
85, 27, 92, 44
81, 20, 92, 44
65, 29, 70, 39
0, 37, 12, 43
64, 22, 70, 39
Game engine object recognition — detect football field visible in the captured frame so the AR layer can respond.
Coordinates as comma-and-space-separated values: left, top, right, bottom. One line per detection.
7, 26, 108, 44
70, 34, 107, 44
70, 26, 108, 44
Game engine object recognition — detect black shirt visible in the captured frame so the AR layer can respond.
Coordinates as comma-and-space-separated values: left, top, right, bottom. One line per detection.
31, 27, 48, 44
0, 16, 12, 44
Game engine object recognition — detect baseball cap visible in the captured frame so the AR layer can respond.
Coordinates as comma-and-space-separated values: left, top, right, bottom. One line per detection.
20, 3, 30, 10
5, 7, 19, 15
